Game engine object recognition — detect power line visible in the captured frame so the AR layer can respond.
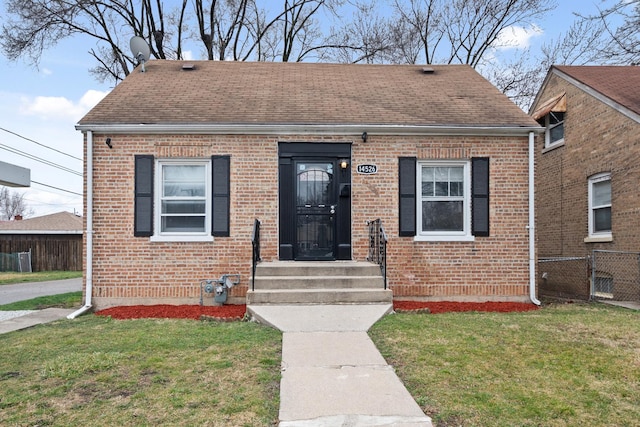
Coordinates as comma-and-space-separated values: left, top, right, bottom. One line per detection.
24, 198, 81, 206
0, 126, 82, 161
0, 143, 82, 176
32, 180, 83, 196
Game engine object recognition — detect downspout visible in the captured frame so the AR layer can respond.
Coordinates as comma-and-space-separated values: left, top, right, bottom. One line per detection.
528, 131, 541, 305
68, 130, 94, 318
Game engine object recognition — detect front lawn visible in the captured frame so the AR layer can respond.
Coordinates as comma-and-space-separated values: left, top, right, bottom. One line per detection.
2, 301, 638, 426
370, 302, 640, 427
0, 316, 282, 426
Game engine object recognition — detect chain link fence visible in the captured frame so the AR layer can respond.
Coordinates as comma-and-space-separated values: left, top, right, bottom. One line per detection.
591, 250, 640, 302
538, 256, 591, 300
0, 250, 32, 272
538, 250, 640, 302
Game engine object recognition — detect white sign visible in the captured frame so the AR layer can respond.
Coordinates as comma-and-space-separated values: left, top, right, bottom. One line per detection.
356, 164, 378, 175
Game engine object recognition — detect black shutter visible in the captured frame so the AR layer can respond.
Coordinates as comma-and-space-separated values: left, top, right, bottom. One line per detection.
399, 157, 417, 236
212, 155, 230, 236
134, 155, 154, 237
472, 157, 490, 237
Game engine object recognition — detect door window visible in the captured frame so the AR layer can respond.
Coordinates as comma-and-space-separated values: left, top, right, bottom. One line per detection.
296, 162, 335, 259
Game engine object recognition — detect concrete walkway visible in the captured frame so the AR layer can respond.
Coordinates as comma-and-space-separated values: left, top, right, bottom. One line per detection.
248, 304, 433, 427
0, 308, 77, 334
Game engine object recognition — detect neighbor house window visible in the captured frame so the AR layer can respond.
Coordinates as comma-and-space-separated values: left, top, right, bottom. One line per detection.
545, 111, 564, 148
593, 274, 613, 299
417, 161, 472, 241
588, 173, 611, 238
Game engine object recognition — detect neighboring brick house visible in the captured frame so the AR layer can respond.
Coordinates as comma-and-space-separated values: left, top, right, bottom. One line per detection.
75, 60, 541, 310
531, 65, 640, 299
0, 211, 83, 271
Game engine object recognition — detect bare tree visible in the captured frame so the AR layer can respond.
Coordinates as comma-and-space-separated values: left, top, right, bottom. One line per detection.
578, 0, 640, 65
487, 18, 607, 110
0, 187, 34, 221
323, 1, 392, 63
193, 0, 251, 60
539, 19, 606, 67
1, 0, 344, 81
385, 7, 423, 64
389, 0, 555, 66
491, 4, 639, 111
389, 0, 444, 64
1, 0, 191, 82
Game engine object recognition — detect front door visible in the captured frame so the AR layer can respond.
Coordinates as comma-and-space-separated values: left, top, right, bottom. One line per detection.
295, 160, 336, 260
279, 143, 351, 261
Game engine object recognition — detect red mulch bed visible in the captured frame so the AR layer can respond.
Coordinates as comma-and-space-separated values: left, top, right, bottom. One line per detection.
393, 300, 539, 314
95, 301, 538, 320
95, 304, 247, 320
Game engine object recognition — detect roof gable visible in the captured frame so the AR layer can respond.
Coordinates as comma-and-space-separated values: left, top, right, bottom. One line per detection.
78, 61, 538, 130
0, 212, 83, 234
542, 66, 640, 119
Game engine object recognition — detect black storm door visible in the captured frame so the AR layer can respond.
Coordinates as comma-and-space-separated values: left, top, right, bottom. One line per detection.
278, 143, 351, 261
295, 160, 336, 260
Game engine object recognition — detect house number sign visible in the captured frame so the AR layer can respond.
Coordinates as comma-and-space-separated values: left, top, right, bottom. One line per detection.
356, 164, 378, 175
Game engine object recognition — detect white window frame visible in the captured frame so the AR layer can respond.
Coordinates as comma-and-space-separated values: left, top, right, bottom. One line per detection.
150, 158, 213, 242
587, 172, 612, 240
415, 160, 473, 242
544, 111, 565, 149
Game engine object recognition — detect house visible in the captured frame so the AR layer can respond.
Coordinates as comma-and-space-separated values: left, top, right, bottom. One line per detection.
531, 65, 640, 300
75, 60, 541, 310
0, 211, 83, 271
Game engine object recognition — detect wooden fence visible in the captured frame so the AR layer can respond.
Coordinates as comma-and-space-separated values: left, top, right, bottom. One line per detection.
0, 234, 82, 272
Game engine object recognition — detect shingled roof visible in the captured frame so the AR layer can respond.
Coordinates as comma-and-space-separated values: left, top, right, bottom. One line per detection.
553, 66, 640, 117
78, 61, 538, 130
0, 212, 83, 234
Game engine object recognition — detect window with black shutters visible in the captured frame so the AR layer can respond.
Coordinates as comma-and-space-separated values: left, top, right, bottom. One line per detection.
398, 156, 489, 241
134, 155, 231, 241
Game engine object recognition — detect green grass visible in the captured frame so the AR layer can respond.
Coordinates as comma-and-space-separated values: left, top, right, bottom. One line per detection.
0, 291, 83, 310
3, 300, 638, 426
0, 271, 82, 285
0, 316, 282, 426
369, 302, 640, 427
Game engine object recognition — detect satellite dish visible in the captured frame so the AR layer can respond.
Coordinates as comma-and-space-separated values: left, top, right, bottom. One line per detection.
130, 36, 150, 72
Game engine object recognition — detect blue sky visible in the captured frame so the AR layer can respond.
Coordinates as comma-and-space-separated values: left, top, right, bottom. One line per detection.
0, 0, 617, 218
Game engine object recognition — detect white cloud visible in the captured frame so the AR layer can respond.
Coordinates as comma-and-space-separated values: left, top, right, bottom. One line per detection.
182, 50, 194, 60
41, 68, 53, 76
79, 89, 109, 111
496, 24, 543, 50
19, 89, 109, 121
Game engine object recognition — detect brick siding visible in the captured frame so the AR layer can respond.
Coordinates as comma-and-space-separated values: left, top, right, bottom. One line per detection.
535, 75, 640, 258
535, 73, 640, 299
86, 133, 532, 309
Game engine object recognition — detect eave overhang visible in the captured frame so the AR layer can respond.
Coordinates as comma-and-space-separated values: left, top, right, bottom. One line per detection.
75, 123, 543, 137
0, 230, 82, 235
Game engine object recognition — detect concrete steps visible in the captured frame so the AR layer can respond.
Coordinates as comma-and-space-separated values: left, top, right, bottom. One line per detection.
247, 261, 392, 305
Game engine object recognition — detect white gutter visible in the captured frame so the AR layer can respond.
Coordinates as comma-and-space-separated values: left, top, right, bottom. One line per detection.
68, 130, 94, 319
528, 131, 541, 305
75, 123, 542, 137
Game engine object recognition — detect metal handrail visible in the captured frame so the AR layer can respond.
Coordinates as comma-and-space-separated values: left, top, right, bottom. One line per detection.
366, 219, 387, 289
251, 219, 261, 291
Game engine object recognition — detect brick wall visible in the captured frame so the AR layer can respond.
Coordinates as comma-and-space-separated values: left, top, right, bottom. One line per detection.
86, 132, 532, 309
535, 73, 640, 299
535, 74, 640, 258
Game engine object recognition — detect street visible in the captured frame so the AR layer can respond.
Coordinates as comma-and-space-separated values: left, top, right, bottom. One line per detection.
0, 278, 82, 305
